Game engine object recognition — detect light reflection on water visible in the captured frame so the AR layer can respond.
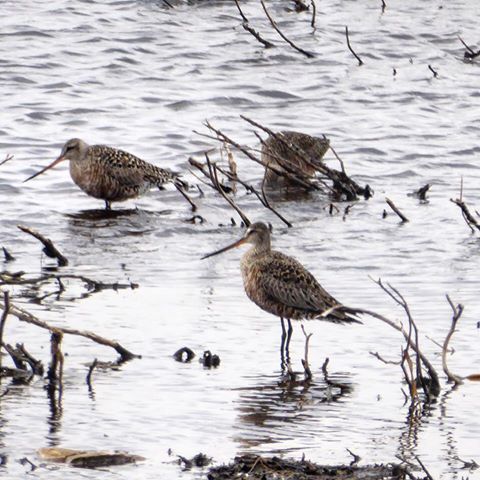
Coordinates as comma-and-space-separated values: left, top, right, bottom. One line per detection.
1, 0, 480, 478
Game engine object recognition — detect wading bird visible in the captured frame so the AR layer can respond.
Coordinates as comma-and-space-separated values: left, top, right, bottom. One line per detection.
262, 131, 330, 188
202, 222, 360, 369
24, 138, 193, 210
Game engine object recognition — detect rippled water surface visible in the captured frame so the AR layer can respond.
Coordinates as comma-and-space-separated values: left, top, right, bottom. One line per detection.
1, 0, 480, 478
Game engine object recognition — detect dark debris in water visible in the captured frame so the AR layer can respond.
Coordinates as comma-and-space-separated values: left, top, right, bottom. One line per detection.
206, 455, 409, 480
200, 350, 220, 368
173, 346, 196, 363
178, 453, 212, 471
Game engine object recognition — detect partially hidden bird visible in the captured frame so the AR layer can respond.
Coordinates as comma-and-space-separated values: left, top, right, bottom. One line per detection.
262, 131, 330, 188
202, 222, 360, 368
24, 138, 193, 210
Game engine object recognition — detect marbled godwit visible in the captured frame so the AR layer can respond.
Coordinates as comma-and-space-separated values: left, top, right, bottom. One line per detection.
262, 131, 329, 187
24, 138, 191, 210
202, 222, 359, 366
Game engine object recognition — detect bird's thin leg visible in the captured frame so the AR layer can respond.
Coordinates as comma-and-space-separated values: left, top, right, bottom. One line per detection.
280, 317, 287, 372
105, 200, 112, 210
173, 183, 197, 211
285, 318, 293, 368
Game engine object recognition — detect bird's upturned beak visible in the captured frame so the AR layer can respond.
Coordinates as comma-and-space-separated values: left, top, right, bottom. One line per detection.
23, 155, 66, 183
201, 236, 248, 260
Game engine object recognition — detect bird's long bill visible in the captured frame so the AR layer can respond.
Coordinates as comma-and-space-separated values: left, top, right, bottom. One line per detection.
201, 237, 247, 260
23, 155, 66, 183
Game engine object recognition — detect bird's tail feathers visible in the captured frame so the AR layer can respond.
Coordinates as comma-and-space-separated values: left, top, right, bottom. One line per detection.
318, 305, 362, 324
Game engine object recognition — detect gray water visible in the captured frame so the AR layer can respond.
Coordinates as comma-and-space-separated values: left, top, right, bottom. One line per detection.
1, 0, 480, 478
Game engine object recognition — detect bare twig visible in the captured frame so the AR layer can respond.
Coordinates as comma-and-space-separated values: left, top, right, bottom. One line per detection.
414, 455, 434, 480
310, 0, 316, 29
260, 0, 315, 58
345, 26, 363, 65
300, 324, 313, 380
162, 0, 174, 7
234, 0, 275, 48
457, 35, 480, 60
381, 0, 386, 12
428, 65, 438, 78
0, 299, 140, 363
442, 295, 464, 385
173, 183, 197, 212
0, 154, 13, 167
86, 358, 98, 391
205, 154, 251, 227
346, 448, 361, 466
450, 197, 480, 233
385, 197, 409, 223
18, 225, 68, 266
369, 351, 401, 365
0, 291, 10, 371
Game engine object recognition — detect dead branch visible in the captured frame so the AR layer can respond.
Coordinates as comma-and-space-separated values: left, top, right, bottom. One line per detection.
260, 0, 315, 58
457, 35, 480, 60
300, 325, 313, 381
450, 197, 480, 233
0, 154, 13, 167
162, 0, 174, 7
338, 279, 440, 398
381, 0, 386, 12
0, 291, 10, 371
310, 0, 316, 29
428, 65, 438, 78
17, 343, 44, 375
442, 295, 464, 385
205, 154, 251, 226
47, 331, 64, 398
414, 455, 434, 480
385, 197, 409, 223
369, 351, 401, 365
86, 358, 98, 391
0, 299, 140, 363
18, 225, 68, 266
345, 26, 363, 65
234, 0, 275, 48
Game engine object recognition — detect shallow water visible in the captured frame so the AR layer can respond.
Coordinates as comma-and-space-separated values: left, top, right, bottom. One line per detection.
1, 0, 480, 478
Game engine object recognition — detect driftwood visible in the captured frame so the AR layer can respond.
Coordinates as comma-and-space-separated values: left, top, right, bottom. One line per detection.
234, 0, 275, 49
428, 65, 438, 78
0, 154, 13, 167
450, 197, 480, 233
2, 247, 15, 262
385, 197, 409, 223
0, 298, 140, 363
345, 26, 363, 65
442, 295, 464, 386
310, 0, 317, 29
18, 225, 68, 266
458, 35, 480, 60
260, 0, 314, 58
327, 278, 440, 400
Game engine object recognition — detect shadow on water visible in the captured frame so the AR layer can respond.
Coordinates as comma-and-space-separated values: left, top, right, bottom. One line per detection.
65, 208, 173, 222
233, 371, 353, 449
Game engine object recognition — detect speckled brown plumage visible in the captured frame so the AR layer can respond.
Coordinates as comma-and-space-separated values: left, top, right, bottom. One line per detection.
25, 138, 181, 209
203, 222, 358, 325
262, 131, 330, 187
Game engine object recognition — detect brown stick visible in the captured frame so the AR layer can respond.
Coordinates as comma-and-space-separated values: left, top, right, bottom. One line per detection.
86, 358, 98, 391
301, 325, 313, 380
47, 331, 64, 395
0, 154, 13, 167
234, 0, 275, 49
173, 182, 197, 211
310, 0, 316, 29
385, 197, 409, 223
442, 295, 464, 385
450, 198, 480, 233
0, 291, 10, 371
428, 65, 438, 78
18, 225, 68, 266
260, 0, 315, 58
0, 299, 140, 363
457, 35, 480, 60
205, 154, 251, 227
345, 26, 363, 65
